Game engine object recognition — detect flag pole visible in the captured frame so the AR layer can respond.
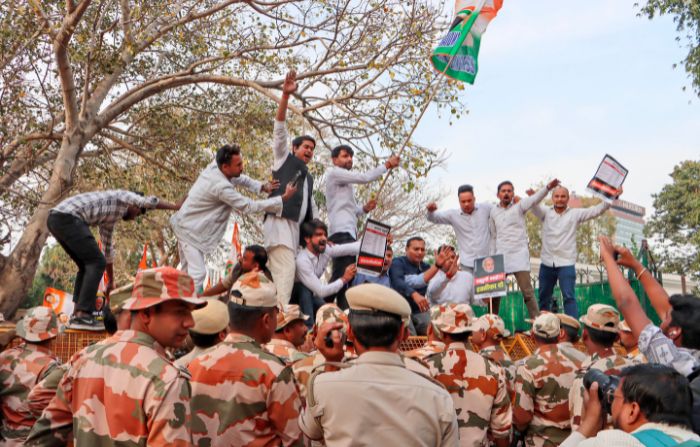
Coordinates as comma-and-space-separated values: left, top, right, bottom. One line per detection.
374, 0, 486, 198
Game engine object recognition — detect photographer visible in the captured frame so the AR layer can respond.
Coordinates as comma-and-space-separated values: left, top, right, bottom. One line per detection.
598, 236, 700, 432
561, 363, 700, 446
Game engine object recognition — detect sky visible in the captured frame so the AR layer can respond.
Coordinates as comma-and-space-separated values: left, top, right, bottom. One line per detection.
415, 0, 700, 215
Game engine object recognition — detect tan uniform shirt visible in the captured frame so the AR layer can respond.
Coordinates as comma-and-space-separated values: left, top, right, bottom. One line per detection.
299, 351, 459, 447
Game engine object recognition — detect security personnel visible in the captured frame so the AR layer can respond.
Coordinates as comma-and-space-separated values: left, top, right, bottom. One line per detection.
299, 283, 459, 446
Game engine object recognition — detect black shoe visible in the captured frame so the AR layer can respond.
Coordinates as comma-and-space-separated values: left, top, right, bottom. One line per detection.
67, 315, 105, 331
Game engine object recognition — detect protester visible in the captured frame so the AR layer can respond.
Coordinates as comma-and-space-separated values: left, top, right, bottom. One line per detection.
265, 71, 318, 304
569, 304, 639, 430
427, 184, 493, 272
0, 307, 60, 446
293, 219, 359, 327
352, 245, 393, 287
598, 236, 700, 432
291, 303, 350, 404
326, 144, 399, 308
264, 304, 310, 364
188, 272, 303, 446
27, 287, 133, 420
172, 144, 295, 292
561, 364, 700, 446
404, 305, 447, 360
426, 245, 477, 306
26, 267, 205, 446
201, 244, 273, 298
618, 320, 646, 363
514, 312, 581, 446
175, 298, 229, 368
529, 186, 613, 317
299, 283, 459, 446
389, 237, 449, 335
425, 304, 512, 446
471, 313, 517, 397
489, 179, 559, 317
47, 190, 180, 329
557, 313, 588, 364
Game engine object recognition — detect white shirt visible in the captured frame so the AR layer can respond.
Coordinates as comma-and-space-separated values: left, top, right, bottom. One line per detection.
560, 423, 700, 447
295, 241, 361, 298
427, 203, 493, 269
171, 162, 282, 254
325, 165, 387, 237
531, 202, 610, 267
264, 120, 319, 251
427, 270, 478, 306
489, 186, 548, 273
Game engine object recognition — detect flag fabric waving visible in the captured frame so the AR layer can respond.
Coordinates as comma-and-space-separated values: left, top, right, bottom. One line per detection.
138, 243, 150, 272
431, 0, 503, 84
225, 223, 242, 277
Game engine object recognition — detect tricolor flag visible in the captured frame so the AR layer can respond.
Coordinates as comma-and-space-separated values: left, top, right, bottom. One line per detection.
225, 223, 242, 276
431, 0, 503, 84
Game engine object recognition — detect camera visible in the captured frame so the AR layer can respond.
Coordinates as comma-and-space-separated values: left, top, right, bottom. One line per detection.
583, 369, 620, 415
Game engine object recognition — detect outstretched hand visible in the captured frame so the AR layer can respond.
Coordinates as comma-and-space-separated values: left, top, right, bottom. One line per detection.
283, 70, 297, 95
546, 178, 561, 190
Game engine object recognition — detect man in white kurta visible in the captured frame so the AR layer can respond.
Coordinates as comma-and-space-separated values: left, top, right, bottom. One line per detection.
489, 178, 559, 318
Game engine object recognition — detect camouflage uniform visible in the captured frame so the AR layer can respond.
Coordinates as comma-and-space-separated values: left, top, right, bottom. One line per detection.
0, 307, 60, 446
189, 332, 303, 446
568, 351, 639, 429
480, 344, 517, 394
426, 303, 511, 446
558, 341, 587, 364
405, 340, 446, 360
25, 267, 206, 447
189, 272, 303, 447
265, 338, 309, 364
513, 313, 581, 447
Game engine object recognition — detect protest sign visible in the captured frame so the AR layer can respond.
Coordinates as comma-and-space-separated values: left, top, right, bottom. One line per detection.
356, 219, 391, 277
473, 254, 507, 299
587, 154, 628, 202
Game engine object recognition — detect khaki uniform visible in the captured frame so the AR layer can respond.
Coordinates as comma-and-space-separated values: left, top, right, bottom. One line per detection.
299, 351, 459, 446
25, 330, 194, 446
569, 351, 640, 429
514, 344, 582, 447
405, 340, 446, 360
0, 343, 60, 446
265, 338, 309, 365
427, 342, 512, 446
189, 332, 303, 447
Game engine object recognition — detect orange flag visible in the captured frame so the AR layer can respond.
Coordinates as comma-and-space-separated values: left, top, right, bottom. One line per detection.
138, 243, 149, 271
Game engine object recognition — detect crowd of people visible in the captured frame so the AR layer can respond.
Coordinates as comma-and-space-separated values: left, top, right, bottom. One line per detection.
0, 70, 698, 446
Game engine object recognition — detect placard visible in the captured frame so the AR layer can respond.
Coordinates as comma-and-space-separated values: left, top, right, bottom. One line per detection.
356, 219, 391, 277
587, 154, 628, 203
473, 254, 507, 299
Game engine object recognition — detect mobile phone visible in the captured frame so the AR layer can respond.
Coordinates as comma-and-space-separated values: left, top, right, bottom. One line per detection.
289, 170, 304, 187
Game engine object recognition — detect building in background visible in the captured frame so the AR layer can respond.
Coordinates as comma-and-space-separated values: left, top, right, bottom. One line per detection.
610, 199, 646, 248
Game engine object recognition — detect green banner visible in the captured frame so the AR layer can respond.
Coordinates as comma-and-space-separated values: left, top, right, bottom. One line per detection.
431, 10, 482, 84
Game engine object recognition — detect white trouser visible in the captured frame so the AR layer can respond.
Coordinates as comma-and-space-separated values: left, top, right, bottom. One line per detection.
267, 245, 296, 304
178, 242, 207, 292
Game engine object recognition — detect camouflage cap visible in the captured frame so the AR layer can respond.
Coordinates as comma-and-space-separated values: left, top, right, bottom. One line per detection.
276, 304, 310, 330
229, 271, 277, 308
108, 283, 133, 313
16, 306, 59, 342
347, 283, 411, 322
618, 319, 632, 333
473, 313, 511, 338
122, 267, 207, 311
531, 312, 561, 338
192, 299, 229, 334
315, 303, 349, 332
556, 313, 581, 331
433, 303, 475, 334
580, 304, 620, 333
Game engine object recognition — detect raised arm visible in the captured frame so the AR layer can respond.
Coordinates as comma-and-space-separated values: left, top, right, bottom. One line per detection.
426, 202, 452, 225
614, 244, 671, 320
272, 71, 297, 163
518, 179, 559, 213
575, 200, 611, 223
598, 236, 651, 337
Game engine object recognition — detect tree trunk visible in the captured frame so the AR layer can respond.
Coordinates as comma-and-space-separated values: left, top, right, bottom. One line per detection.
0, 131, 84, 318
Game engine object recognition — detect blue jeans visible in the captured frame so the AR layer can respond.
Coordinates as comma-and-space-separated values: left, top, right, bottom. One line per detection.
538, 264, 578, 317
292, 282, 325, 329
